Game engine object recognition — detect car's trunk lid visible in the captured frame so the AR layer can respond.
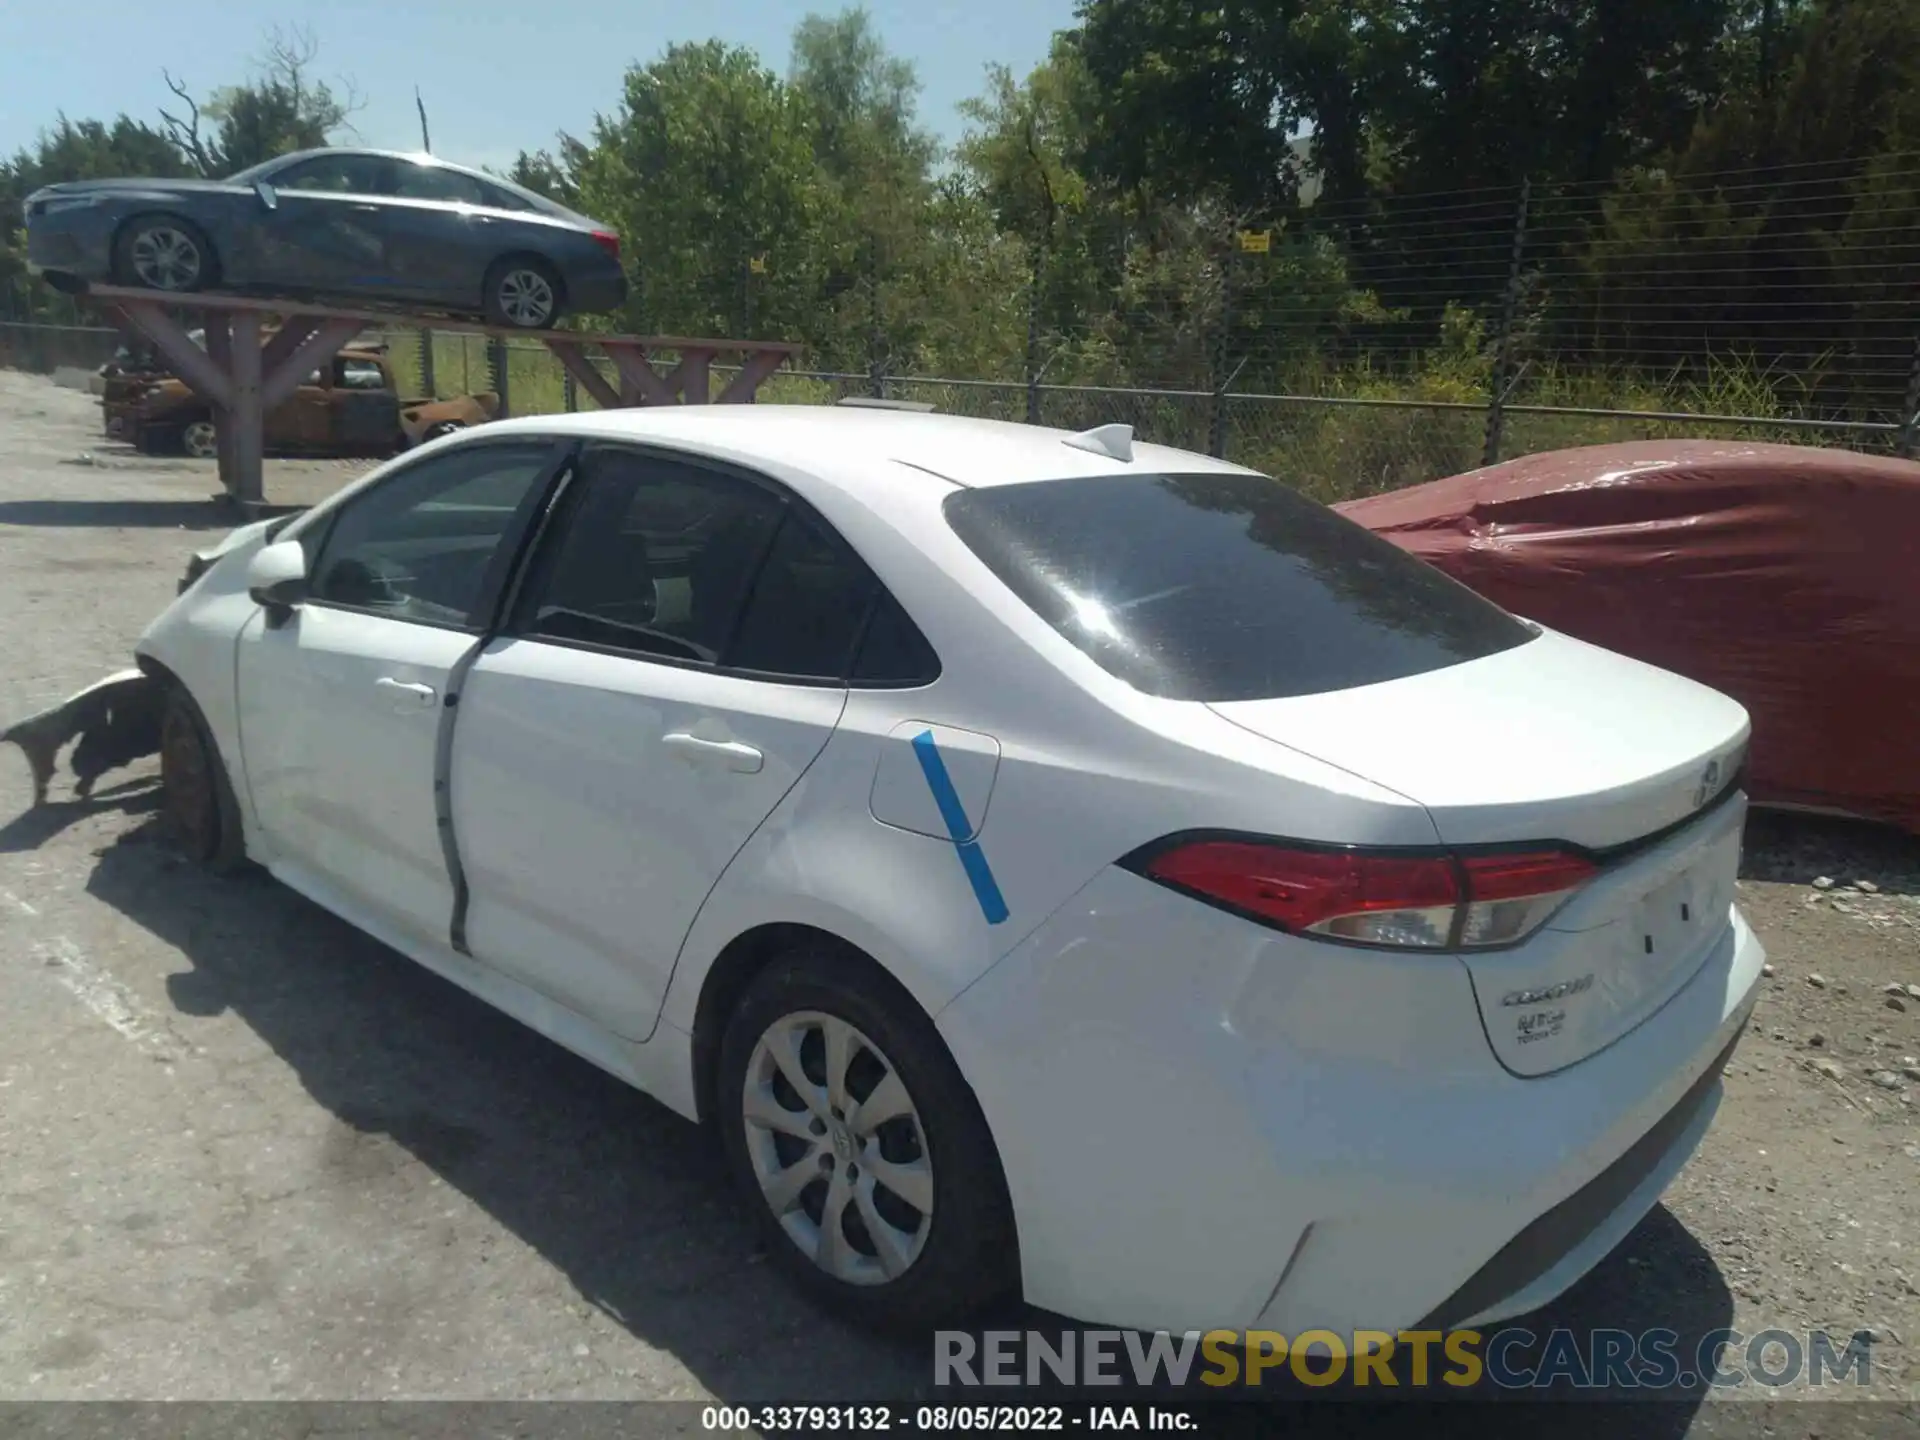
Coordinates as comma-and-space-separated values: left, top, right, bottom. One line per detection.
1209, 628, 1751, 1074
1209, 628, 1748, 851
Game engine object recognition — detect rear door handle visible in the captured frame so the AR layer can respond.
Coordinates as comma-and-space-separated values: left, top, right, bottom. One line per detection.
375, 677, 437, 708
662, 732, 764, 773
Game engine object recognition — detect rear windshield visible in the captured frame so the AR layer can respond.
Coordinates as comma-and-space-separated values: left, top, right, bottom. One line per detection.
943, 472, 1534, 702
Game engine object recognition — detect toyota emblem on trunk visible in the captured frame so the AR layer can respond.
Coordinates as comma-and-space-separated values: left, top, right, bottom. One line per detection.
1693, 759, 1722, 809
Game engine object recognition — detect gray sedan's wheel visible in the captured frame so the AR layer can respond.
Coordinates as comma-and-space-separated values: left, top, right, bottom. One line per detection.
114, 216, 215, 293
483, 258, 561, 329
717, 944, 1017, 1328
181, 419, 219, 459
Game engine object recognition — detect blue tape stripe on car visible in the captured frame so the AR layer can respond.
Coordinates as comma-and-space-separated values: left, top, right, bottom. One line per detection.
911, 730, 1009, 926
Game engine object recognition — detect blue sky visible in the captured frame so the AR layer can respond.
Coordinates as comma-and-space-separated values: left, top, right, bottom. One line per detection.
2, 0, 1079, 173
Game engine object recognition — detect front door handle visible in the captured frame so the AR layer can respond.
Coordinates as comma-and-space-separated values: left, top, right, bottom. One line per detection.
662, 732, 764, 773
375, 676, 437, 708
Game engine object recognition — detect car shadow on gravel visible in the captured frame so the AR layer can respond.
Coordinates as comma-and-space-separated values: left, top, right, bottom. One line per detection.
0, 780, 159, 853
76, 813, 1730, 1433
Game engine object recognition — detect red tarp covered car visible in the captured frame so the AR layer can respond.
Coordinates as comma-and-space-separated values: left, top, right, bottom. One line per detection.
1335, 439, 1920, 834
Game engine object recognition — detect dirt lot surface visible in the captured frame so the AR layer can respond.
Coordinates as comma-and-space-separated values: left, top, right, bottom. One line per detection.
0, 370, 1915, 1433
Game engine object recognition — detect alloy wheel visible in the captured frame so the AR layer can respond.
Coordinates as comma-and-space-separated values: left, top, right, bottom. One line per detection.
742, 1010, 935, 1286
181, 420, 219, 458
495, 268, 556, 328
130, 226, 203, 291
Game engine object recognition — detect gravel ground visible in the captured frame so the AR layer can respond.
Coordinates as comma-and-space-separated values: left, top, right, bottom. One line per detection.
0, 370, 1915, 1432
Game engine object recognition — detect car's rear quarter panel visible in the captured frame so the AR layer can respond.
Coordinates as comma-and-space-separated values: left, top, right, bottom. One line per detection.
658, 451, 1445, 1039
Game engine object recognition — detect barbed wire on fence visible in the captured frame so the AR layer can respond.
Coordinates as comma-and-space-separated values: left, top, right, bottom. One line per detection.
6, 152, 1920, 492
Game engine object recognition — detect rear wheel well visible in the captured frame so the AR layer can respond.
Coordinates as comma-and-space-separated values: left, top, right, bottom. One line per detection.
692, 923, 840, 1123
691, 924, 953, 1127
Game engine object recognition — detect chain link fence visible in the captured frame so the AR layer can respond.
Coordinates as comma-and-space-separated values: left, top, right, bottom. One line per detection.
4, 317, 1902, 504
0, 321, 120, 374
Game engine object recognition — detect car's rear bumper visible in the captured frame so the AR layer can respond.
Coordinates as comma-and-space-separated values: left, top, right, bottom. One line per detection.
935, 865, 1765, 1336
1415, 1017, 1741, 1331
565, 266, 628, 318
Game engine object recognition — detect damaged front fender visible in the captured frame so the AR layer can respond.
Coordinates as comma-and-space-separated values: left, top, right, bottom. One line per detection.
0, 667, 163, 807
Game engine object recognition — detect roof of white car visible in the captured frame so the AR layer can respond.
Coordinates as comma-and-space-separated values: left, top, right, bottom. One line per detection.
475, 404, 1252, 490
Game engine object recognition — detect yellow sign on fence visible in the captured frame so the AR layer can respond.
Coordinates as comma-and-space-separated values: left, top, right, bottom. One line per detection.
749, 255, 768, 274
1237, 229, 1272, 254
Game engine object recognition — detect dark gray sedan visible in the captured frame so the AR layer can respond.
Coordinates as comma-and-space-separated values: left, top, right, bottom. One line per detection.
24, 147, 627, 330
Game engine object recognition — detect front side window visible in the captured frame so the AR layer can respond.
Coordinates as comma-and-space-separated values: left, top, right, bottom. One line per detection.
515, 445, 939, 684
944, 472, 1534, 702
271, 154, 398, 197
308, 442, 555, 626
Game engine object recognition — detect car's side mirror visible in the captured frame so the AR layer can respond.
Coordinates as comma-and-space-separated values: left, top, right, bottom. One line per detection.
253, 180, 278, 212
247, 540, 308, 624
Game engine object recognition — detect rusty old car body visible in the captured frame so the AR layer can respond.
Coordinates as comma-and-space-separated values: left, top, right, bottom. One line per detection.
125, 346, 498, 458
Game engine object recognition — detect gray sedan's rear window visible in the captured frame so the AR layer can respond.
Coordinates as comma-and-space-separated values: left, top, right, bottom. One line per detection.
943, 472, 1534, 702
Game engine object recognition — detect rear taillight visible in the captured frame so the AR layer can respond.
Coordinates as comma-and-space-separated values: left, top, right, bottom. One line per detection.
1456, 850, 1597, 946
1130, 838, 1597, 950
590, 230, 621, 262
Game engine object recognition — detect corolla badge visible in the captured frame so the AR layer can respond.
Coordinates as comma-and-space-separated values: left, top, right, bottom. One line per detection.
1693, 758, 1723, 810
1501, 974, 1594, 1008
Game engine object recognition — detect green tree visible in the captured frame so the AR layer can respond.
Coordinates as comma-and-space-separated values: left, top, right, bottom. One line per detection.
1, 115, 189, 320
1573, 0, 1920, 415
506, 138, 590, 210
788, 8, 939, 371
1074, 0, 1405, 211
957, 36, 1125, 382
571, 41, 830, 339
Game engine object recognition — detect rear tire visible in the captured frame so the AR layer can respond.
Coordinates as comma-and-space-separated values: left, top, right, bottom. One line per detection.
716, 942, 1018, 1330
180, 418, 219, 459
112, 214, 218, 293
482, 257, 563, 329
160, 685, 248, 874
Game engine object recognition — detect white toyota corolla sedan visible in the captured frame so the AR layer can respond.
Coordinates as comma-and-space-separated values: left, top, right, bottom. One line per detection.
134, 405, 1763, 1335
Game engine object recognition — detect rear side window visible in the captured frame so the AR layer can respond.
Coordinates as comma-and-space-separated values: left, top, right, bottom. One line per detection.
850, 592, 941, 686
392, 161, 489, 206
516, 449, 784, 664
725, 513, 877, 680
478, 180, 541, 213
943, 472, 1533, 702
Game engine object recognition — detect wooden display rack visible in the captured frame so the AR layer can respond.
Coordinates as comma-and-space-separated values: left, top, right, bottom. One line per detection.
84, 284, 802, 509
